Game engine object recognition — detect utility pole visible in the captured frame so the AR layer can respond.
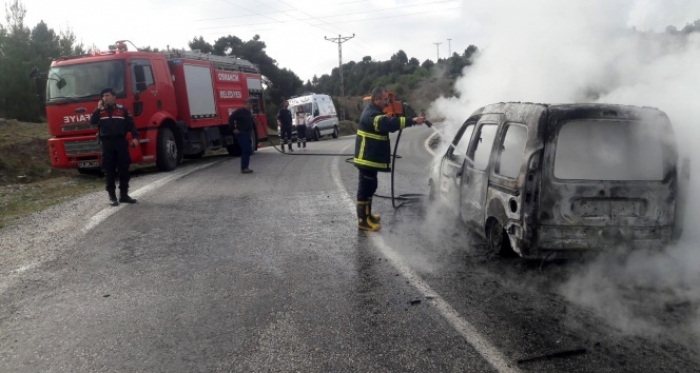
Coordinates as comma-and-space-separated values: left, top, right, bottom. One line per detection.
324, 33, 355, 120
433, 42, 442, 61
447, 38, 452, 57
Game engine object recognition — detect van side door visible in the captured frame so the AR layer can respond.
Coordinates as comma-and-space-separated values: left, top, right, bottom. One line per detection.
438, 120, 475, 202
459, 116, 501, 234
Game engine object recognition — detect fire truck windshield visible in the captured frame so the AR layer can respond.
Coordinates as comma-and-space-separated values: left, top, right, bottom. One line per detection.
46, 60, 126, 102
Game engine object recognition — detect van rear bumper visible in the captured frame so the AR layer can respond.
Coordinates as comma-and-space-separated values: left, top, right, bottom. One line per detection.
535, 225, 674, 252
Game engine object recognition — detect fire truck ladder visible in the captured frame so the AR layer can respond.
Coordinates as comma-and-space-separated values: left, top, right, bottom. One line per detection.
167, 50, 259, 74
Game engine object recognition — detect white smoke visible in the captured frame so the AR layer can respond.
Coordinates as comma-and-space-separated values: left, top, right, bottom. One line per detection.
428, 0, 700, 348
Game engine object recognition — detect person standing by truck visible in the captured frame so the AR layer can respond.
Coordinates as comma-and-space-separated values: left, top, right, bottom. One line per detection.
277, 100, 294, 153
229, 99, 255, 173
90, 87, 139, 206
295, 105, 307, 150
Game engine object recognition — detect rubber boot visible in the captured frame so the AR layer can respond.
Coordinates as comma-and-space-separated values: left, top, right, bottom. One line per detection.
357, 200, 381, 232
368, 197, 381, 223
108, 191, 119, 207
119, 192, 137, 204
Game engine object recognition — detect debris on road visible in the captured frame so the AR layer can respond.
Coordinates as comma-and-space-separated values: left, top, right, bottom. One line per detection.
409, 297, 422, 305
517, 348, 587, 365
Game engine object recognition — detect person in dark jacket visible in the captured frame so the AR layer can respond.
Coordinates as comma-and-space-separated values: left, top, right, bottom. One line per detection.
354, 87, 425, 231
90, 87, 139, 206
229, 99, 256, 173
277, 100, 294, 153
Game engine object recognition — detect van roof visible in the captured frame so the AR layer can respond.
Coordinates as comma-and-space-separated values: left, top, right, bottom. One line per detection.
472, 102, 667, 122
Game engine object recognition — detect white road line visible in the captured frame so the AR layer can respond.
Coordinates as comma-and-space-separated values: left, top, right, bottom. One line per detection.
2, 160, 225, 295
81, 161, 223, 233
330, 143, 520, 373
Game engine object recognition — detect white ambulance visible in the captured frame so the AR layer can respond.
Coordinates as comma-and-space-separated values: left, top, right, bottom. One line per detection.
288, 94, 340, 141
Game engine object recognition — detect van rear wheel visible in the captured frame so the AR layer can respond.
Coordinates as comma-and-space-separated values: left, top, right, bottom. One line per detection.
332, 125, 339, 138
313, 128, 320, 141
487, 219, 514, 256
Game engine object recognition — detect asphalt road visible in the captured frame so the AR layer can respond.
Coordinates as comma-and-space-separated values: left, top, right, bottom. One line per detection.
0, 127, 698, 372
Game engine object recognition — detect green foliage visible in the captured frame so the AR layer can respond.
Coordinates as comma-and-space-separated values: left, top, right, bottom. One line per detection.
0, 0, 85, 122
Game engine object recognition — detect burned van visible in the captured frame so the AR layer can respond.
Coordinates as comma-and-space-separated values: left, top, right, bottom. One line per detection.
429, 102, 681, 258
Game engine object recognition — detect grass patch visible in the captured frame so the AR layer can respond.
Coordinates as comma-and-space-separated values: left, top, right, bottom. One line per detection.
0, 119, 104, 229
0, 176, 103, 228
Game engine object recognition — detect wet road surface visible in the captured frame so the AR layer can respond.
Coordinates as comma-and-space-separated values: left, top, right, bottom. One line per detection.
0, 128, 698, 372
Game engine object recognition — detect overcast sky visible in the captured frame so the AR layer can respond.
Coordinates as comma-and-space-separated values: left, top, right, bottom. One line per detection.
11, 0, 700, 83
16, 0, 473, 82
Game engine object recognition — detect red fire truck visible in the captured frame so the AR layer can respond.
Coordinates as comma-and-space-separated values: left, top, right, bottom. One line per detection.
34, 40, 269, 173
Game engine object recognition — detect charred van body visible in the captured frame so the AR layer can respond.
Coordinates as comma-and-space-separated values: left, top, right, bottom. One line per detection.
429, 102, 685, 258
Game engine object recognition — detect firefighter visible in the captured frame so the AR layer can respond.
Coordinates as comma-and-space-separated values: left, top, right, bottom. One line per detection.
354, 87, 425, 231
295, 105, 307, 149
277, 100, 294, 153
90, 87, 139, 206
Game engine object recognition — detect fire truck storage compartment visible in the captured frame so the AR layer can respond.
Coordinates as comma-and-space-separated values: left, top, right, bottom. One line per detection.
183, 64, 217, 119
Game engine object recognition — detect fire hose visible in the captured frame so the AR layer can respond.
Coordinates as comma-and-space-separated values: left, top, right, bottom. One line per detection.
265, 119, 435, 209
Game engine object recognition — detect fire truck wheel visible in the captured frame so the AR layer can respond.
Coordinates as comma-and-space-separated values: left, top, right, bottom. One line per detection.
332, 125, 339, 139
156, 127, 179, 171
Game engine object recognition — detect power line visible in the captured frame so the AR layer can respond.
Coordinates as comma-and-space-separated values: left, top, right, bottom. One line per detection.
196, 0, 457, 23
305, 6, 461, 25
325, 34, 355, 120
447, 38, 451, 56
274, 0, 371, 50
195, 5, 459, 30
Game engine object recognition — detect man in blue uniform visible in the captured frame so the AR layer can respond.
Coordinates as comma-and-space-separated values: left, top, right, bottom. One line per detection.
229, 99, 256, 173
90, 87, 139, 206
353, 87, 425, 231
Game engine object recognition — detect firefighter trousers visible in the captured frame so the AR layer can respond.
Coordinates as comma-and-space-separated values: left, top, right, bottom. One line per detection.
101, 139, 132, 194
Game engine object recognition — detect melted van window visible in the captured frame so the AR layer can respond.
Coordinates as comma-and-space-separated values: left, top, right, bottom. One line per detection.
554, 120, 664, 181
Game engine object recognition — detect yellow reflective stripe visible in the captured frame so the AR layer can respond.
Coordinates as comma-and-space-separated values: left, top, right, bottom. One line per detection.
354, 158, 389, 169
373, 115, 385, 132
358, 136, 367, 160
357, 130, 388, 141
400, 117, 406, 129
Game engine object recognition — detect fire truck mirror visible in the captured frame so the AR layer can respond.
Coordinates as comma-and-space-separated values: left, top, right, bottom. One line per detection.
134, 64, 146, 84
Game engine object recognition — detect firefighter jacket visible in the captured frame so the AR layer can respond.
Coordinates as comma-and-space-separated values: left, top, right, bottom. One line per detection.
90, 104, 138, 142
354, 103, 415, 172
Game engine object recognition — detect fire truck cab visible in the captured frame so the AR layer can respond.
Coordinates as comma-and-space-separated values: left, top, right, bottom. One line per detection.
41, 41, 268, 172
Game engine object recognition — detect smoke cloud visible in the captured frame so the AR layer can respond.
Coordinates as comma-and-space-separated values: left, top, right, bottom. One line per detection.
427, 0, 700, 348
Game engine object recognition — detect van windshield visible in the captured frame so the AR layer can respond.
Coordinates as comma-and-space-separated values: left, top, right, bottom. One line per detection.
554, 119, 666, 181
46, 60, 126, 102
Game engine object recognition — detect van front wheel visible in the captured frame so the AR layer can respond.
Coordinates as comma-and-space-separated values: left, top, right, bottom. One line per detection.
313, 128, 321, 141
